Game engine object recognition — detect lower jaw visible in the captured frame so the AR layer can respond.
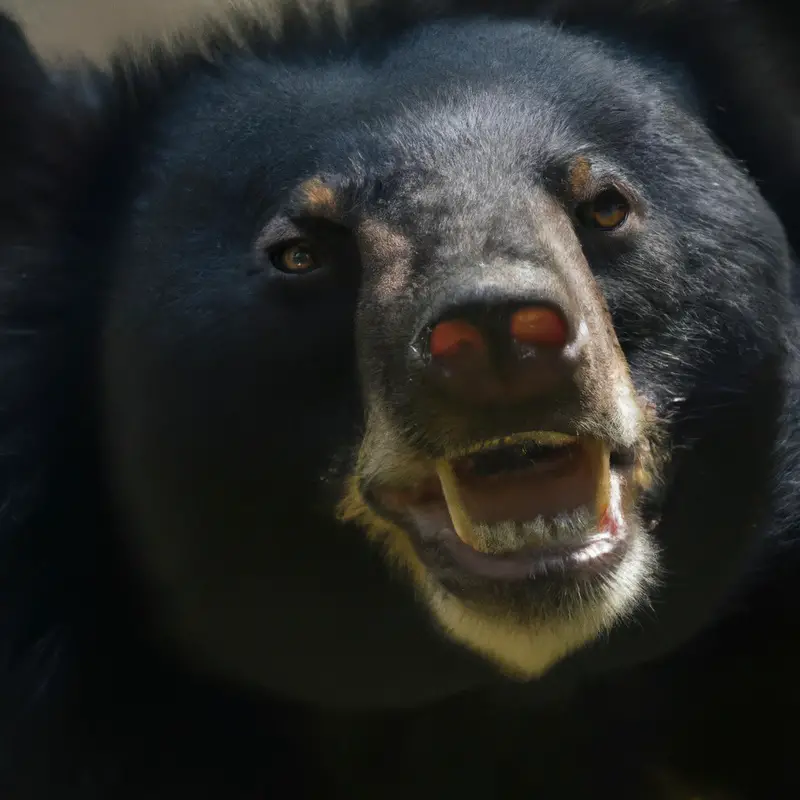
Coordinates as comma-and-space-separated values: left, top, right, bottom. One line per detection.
414, 515, 642, 641
401, 461, 633, 582
421, 523, 630, 584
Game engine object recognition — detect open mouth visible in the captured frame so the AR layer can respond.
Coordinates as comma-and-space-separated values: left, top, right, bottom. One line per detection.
370, 433, 637, 583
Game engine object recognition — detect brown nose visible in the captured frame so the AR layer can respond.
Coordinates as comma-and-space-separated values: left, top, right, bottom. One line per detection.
423, 303, 578, 407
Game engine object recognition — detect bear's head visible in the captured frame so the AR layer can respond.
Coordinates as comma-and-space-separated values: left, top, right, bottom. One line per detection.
3, 3, 797, 710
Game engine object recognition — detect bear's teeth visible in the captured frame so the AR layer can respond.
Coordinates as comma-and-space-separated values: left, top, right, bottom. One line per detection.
436, 460, 483, 551
590, 441, 612, 520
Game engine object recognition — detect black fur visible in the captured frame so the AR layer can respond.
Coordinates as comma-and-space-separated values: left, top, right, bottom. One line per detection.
0, 2, 798, 798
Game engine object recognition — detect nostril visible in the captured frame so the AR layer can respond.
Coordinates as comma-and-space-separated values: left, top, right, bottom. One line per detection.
429, 319, 487, 361
509, 305, 569, 349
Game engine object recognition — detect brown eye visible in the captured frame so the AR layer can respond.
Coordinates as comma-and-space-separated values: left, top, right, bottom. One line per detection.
271, 242, 318, 274
578, 188, 630, 230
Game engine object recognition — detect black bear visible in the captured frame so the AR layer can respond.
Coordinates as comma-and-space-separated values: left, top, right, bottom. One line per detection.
0, 1, 798, 797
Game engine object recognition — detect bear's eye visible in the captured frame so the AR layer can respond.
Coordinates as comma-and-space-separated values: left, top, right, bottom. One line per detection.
270, 242, 318, 274
577, 188, 630, 230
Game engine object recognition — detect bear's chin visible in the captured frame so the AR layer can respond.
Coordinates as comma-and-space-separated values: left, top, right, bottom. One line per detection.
417, 523, 659, 679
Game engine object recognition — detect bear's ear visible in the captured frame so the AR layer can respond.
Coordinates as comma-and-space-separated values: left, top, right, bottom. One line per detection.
0, 12, 106, 249
0, 12, 55, 241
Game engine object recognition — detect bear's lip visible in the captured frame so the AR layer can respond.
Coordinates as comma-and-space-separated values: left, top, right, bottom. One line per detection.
369, 433, 635, 581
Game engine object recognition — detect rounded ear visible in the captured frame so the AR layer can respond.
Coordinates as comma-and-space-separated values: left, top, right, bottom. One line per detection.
0, 12, 57, 239
0, 12, 108, 247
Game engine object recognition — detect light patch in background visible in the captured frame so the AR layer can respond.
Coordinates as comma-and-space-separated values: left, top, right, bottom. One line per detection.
0, 0, 357, 61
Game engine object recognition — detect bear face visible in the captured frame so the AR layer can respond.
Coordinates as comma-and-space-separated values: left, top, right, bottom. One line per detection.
96, 16, 793, 707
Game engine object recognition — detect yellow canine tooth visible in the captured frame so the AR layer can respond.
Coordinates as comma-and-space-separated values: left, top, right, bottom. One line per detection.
436, 460, 483, 551
588, 441, 612, 521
